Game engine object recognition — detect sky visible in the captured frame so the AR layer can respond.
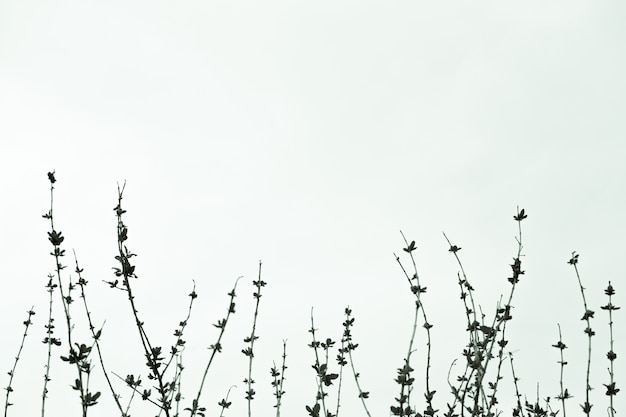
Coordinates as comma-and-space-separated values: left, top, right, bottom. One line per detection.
0, 1, 625, 416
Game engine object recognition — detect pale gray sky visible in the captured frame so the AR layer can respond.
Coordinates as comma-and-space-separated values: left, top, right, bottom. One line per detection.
1, 1, 624, 416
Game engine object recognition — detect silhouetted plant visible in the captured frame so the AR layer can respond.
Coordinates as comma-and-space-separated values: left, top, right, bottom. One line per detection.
1, 173, 621, 417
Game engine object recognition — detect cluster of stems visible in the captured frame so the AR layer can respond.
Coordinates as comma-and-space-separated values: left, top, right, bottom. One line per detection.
1, 174, 621, 417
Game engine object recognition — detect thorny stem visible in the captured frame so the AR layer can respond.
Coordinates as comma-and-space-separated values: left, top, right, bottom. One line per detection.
345, 324, 372, 417
41, 274, 55, 417
335, 338, 345, 417
339, 307, 371, 417
391, 270, 418, 417
569, 253, 593, 416
309, 310, 329, 417
443, 232, 482, 415
387, 246, 421, 417
398, 231, 436, 415
191, 277, 241, 416
443, 231, 482, 416
334, 330, 349, 417
554, 324, 569, 417
272, 340, 287, 417
245, 261, 265, 417
113, 182, 170, 416
72, 252, 125, 415
509, 352, 525, 417
161, 281, 197, 376
602, 281, 619, 417
485, 209, 525, 416
405, 301, 420, 415
443, 232, 480, 344
4, 308, 35, 417
158, 281, 198, 412
45, 174, 88, 417
449, 272, 474, 413
172, 353, 184, 417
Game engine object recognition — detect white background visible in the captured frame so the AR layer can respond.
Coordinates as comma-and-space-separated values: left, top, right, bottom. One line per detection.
1, 1, 624, 416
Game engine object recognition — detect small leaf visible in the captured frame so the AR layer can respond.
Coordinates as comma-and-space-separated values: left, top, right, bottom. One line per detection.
403, 241, 417, 253
448, 245, 461, 253
513, 208, 527, 221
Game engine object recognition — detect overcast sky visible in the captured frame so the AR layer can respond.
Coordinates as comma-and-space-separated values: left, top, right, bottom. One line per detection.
1, 1, 624, 416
